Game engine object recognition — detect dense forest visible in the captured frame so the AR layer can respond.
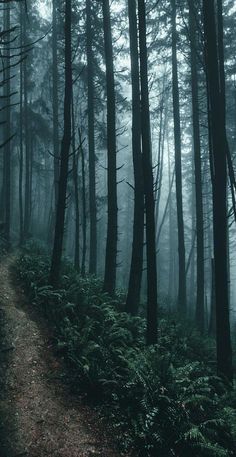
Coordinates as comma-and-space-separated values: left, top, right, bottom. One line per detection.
1, 0, 236, 456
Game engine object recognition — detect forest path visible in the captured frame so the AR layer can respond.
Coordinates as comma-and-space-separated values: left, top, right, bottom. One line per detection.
0, 255, 123, 457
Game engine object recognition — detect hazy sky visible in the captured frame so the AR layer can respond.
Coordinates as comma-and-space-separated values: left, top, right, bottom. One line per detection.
37, 0, 51, 20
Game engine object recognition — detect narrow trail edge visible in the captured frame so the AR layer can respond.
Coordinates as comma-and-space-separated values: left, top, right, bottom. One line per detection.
0, 255, 124, 457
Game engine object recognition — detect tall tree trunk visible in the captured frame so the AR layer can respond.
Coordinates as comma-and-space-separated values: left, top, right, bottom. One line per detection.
72, 97, 80, 271
203, 0, 233, 382
167, 138, 174, 301
209, 258, 216, 337
155, 77, 167, 225
138, 0, 158, 344
3, 4, 11, 249
171, 0, 187, 313
86, 0, 97, 275
126, 0, 144, 315
189, 2, 204, 332
29, 131, 33, 222
102, 0, 117, 295
50, 0, 72, 286
189, 184, 195, 312
19, 2, 24, 244
79, 129, 87, 277
23, 8, 30, 240
52, 0, 60, 210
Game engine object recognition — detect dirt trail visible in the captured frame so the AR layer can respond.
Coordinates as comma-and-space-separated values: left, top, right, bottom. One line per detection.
0, 256, 124, 457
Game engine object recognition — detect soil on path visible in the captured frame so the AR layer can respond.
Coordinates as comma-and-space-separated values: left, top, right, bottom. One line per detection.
0, 256, 126, 457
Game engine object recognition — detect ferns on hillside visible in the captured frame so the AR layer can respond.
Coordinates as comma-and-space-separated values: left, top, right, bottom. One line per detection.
14, 242, 236, 457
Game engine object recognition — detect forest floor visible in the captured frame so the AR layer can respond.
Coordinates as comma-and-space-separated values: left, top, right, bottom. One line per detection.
0, 255, 126, 457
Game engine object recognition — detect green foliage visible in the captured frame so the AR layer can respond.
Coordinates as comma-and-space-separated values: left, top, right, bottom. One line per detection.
14, 243, 236, 457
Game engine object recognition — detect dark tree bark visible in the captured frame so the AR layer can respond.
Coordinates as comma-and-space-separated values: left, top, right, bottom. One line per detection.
138, 0, 158, 345
171, 0, 187, 313
189, 2, 205, 332
3, 4, 11, 249
189, 186, 196, 309
126, 0, 144, 315
209, 258, 216, 337
86, 0, 97, 275
79, 128, 87, 277
23, 7, 31, 241
72, 96, 80, 271
102, 0, 117, 295
19, 2, 24, 244
168, 139, 175, 301
155, 77, 167, 225
203, 0, 233, 382
50, 0, 72, 286
52, 0, 60, 210
29, 131, 33, 222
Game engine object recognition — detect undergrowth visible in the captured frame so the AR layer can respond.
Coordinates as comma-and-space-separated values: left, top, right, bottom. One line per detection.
14, 241, 236, 456
0, 272, 16, 456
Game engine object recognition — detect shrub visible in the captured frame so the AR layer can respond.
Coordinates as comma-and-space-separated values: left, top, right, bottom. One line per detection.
14, 243, 236, 456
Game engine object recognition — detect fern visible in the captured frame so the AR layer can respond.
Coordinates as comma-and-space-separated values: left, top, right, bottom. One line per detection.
14, 244, 236, 457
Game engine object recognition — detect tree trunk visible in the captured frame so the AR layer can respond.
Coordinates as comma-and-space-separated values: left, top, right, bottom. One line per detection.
52, 0, 60, 210
126, 0, 144, 315
102, 0, 117, 295
50, 0, 72, 286
79, 129, 87, 277
23, 7, 31, 241
29, 130, 33, 222
3, 4, 11, 249
209, 258, 216, 337
167, 138, 175, 302
171, 0, 187, 313
19, 2, 24, 244
138, 0, 158, 344
72, 97, 80, 271
203, 0, 233, 382
155, 77, 167, 224
189, 2, 205, 332
86, 0, 97, 275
